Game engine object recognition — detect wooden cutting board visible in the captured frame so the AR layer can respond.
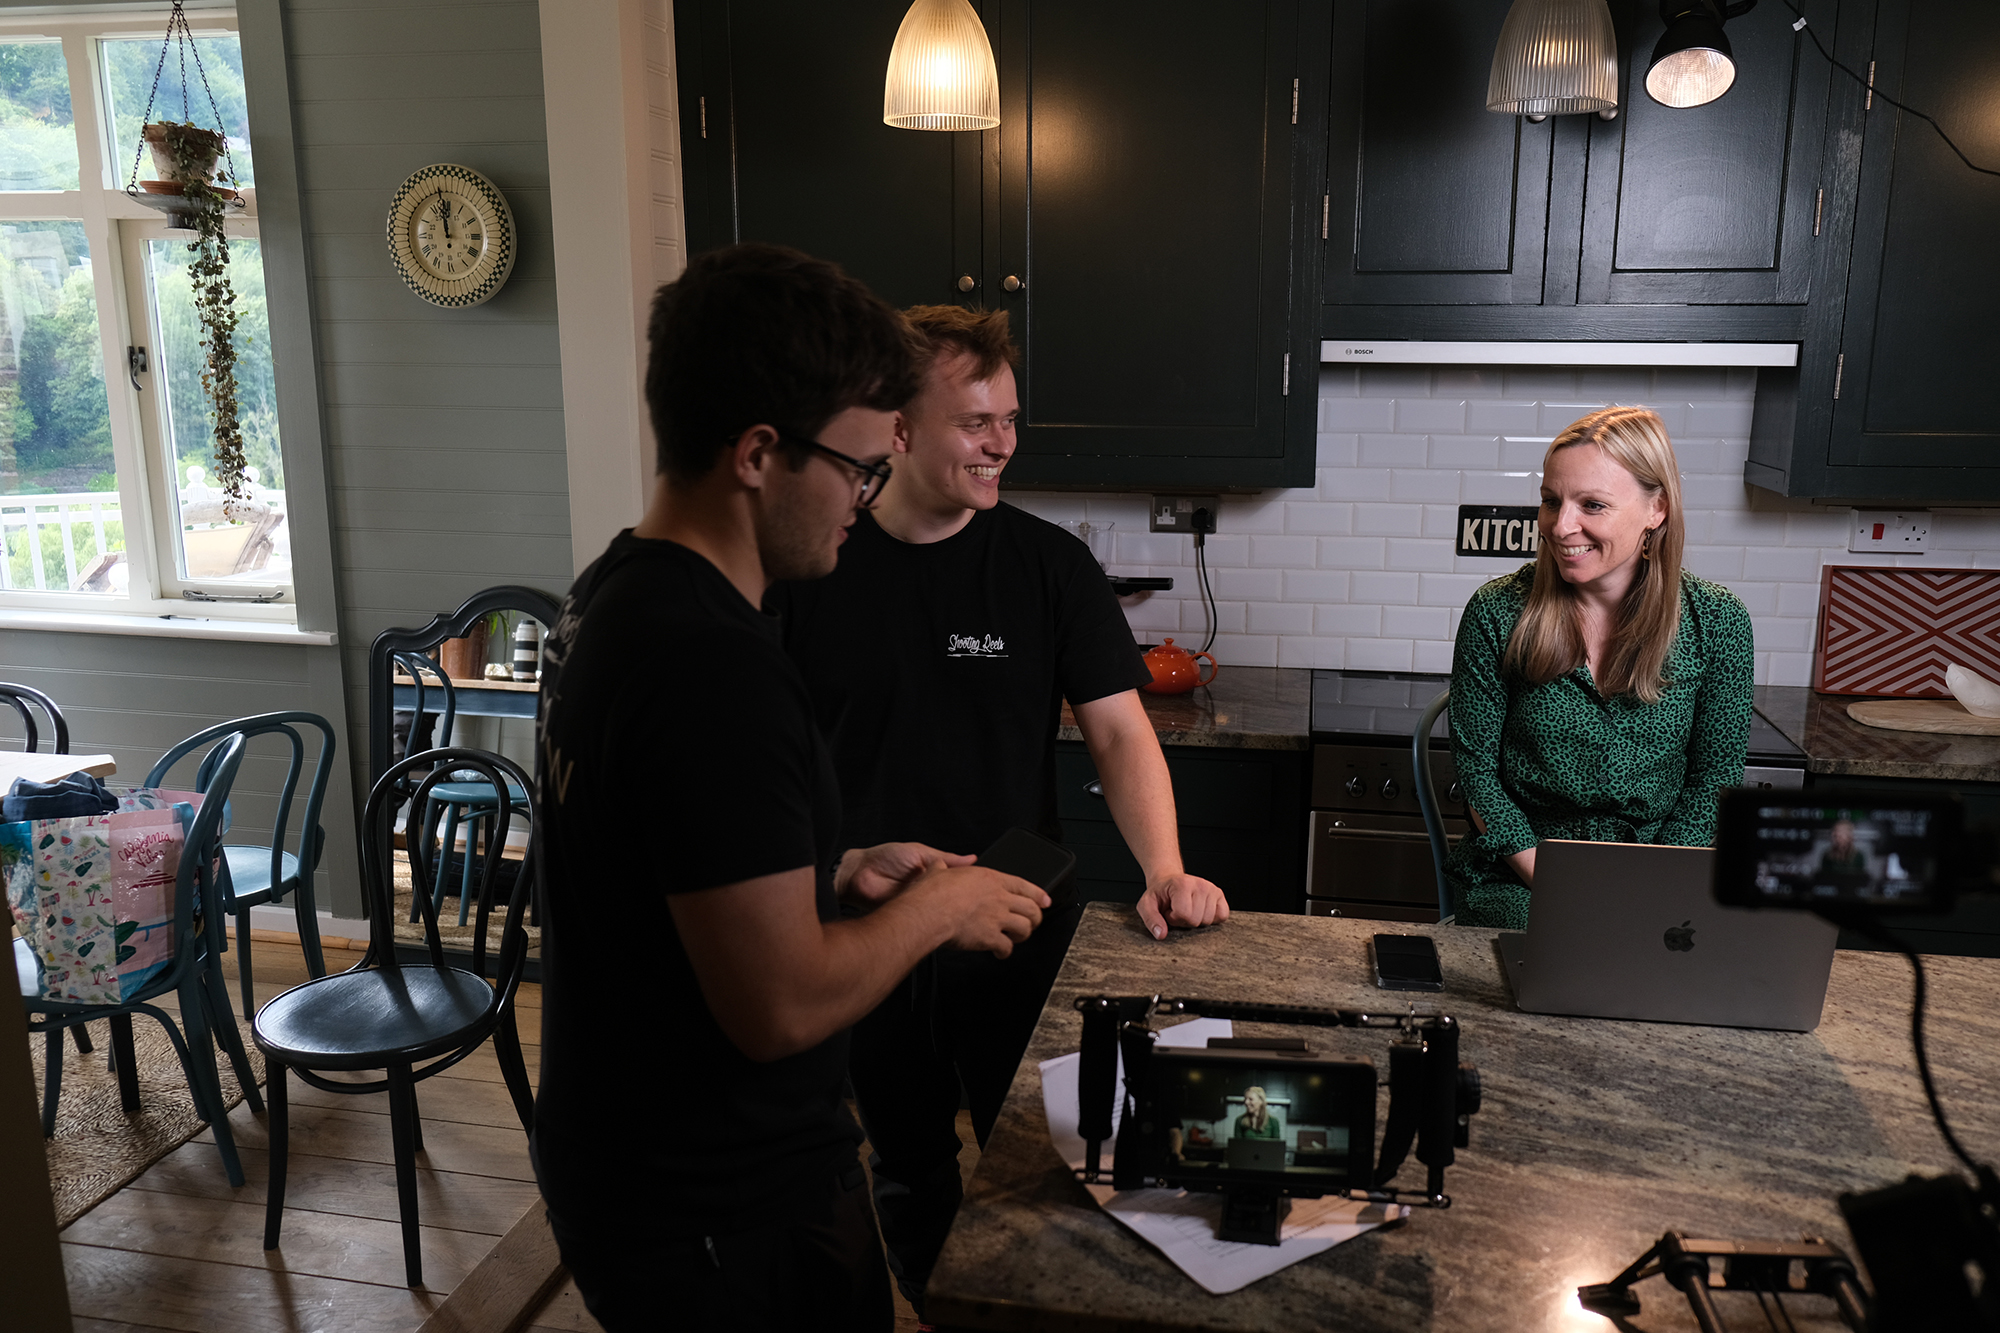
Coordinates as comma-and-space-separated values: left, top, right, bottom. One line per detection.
1847, 699, 2000, 736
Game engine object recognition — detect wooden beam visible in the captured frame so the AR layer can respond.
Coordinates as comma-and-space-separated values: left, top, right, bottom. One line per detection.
416, 1201, 568, 1333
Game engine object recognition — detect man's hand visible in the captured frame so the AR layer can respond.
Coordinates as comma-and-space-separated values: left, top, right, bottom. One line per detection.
918, 865, 1049, 957
835, 841, 973, 907
1136, 872, 1229, 940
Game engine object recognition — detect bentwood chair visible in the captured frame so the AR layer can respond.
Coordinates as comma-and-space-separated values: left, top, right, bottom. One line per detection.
145, 712, 337, 1021
3, 681, 95, 1058
22, 733, 260, 1186
255, 747, 539, 1288
1413, 688, 1454, 923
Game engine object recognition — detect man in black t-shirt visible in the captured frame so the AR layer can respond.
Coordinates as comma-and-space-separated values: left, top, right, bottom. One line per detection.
772, 306, 1229, 1313
532, 248, 1049, 1333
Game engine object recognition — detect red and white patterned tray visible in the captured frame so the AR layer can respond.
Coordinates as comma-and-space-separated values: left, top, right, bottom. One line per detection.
1814, 565, 2000, 697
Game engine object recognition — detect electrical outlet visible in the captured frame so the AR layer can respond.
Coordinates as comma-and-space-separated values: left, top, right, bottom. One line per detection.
1847, 509, 1929, 554
1150, 495, 1220, 535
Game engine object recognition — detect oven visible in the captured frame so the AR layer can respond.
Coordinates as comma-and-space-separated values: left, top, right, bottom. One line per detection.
1305, 743, 1470, 922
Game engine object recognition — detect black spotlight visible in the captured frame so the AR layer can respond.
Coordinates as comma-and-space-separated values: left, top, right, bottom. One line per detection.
1646, 0, 1758, 108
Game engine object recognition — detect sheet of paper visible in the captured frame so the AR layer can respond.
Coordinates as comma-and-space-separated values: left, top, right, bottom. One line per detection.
1042, 1019, 1406, 1296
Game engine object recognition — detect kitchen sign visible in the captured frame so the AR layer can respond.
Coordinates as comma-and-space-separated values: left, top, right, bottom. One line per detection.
1457, 506, 1541, 558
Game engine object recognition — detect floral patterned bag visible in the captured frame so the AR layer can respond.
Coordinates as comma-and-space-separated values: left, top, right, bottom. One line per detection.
2, 788, 204, 1005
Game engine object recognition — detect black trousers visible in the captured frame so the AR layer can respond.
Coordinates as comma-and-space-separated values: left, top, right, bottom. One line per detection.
546, 1165, 891, 1333
848, 906, 1081, 1313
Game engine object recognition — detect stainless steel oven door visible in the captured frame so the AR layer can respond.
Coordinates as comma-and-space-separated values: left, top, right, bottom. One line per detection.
1305, 809, 1468, 920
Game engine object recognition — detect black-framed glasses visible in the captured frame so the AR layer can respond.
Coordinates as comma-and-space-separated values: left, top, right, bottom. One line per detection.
775, 433, 893, 507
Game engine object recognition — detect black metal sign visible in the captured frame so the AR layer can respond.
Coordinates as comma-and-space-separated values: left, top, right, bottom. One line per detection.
1456, 506, 1542, 558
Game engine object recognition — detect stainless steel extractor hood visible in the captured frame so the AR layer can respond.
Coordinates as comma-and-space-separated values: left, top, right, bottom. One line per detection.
1320, 341, 1798, 367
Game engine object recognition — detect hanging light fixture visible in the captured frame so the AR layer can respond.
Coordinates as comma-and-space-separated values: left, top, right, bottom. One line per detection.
1487, 0, 1621, 121
883, 0, 999, 132
1646, 0, 1757, 109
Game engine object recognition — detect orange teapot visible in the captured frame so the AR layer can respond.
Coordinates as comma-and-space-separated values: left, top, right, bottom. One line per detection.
1141, 638, 1218, 695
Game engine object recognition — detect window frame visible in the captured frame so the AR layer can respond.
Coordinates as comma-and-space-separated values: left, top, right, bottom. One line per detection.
0, 3, 332, 636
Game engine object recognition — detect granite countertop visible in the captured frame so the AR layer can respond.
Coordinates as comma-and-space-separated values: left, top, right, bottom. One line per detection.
1757, 685, 2000, 783
1059, 667, 1312, 751
927, 903, 2000, 1332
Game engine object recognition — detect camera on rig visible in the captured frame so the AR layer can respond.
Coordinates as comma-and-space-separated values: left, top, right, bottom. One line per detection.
1073, 995, 1481, 1246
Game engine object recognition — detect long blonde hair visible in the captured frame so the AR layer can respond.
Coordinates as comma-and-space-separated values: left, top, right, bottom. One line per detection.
1504, 406, 1686, 704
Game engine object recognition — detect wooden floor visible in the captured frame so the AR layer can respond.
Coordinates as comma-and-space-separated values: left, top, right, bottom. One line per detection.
53, 935, 974, 1333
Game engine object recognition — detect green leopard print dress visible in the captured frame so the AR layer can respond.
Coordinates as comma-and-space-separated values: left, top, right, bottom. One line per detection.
1446, 564, 1755, 929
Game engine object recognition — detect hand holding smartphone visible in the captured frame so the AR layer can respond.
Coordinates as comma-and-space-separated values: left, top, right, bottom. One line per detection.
977, 826, 1078, 911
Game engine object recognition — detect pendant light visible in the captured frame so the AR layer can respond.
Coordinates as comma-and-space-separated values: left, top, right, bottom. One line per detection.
883, 0, 999, 132
1646, 0, 1756, 109
1486, 0, 1621, 120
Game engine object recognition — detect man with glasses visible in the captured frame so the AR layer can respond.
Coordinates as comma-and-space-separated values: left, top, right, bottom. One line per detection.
532, 246, 1050, 1333
770, 305, 1229, 1317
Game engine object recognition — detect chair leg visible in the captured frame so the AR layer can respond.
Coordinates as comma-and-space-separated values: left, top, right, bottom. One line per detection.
292, 877, 326, 979
433, 802, 461, 924
457, 810, 485, 927
387, 1063, 425, 1287
201, 944, 264, 1115
493, 1007, 536, 1134
173, 979, 247, 1188
110, 1014, 141, 1113
72, 1024, 94, 1054
235, 907, 258, 1021
41, 1026, 63, 1137
263, 1061, 289, 1250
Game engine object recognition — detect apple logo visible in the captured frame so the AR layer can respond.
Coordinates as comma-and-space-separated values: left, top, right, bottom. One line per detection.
1663, 921, 1697, 953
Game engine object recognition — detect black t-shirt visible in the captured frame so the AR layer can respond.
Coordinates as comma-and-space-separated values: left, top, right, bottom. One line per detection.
770, 503, 1150, 855
531, 533, 859, 1237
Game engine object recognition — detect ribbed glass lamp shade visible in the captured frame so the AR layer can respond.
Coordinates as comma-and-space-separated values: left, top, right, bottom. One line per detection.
883, 0, 999, 132
1486, 0, 1620, 117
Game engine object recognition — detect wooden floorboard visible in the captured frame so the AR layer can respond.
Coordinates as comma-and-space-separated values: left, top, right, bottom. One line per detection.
415, 1203, 565, 1333
63, 1242, 450, 1332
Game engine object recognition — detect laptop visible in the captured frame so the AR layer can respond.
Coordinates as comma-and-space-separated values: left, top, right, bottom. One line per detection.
1495, 840, 1839, 1031
1224, 1138, 1288, 1172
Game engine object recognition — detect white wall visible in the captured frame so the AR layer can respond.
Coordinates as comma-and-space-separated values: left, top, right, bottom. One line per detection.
1009, 365, 2000, 687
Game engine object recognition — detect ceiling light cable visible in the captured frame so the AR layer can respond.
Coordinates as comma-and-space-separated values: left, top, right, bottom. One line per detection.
1780, 0, 2000, 179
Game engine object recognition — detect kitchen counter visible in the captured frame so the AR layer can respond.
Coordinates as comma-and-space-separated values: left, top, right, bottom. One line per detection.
1756, 685, 2000, 783
1059, 667, 1311, 751
927, 903, 1999, 1331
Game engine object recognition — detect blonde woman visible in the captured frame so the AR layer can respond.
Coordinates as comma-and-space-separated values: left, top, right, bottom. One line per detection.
1447, 406, 1754, 929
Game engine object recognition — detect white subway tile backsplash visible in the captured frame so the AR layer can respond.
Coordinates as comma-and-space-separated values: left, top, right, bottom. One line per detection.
1004, 363, 2000, 688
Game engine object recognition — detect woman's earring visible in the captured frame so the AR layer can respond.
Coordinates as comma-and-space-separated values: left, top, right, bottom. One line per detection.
1641, 527, 1656, 561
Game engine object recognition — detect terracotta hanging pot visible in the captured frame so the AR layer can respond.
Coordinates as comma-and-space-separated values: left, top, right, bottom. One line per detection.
437, 624, 490, 681
141, 122, 224, 185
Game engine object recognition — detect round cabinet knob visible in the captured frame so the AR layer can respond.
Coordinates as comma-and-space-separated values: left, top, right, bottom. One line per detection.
1380, 778, 1400, 800
1447, 781, 1464, 804
957, 275, 978, 293
1001, 274, 1023, 293
1343, 776, 1364, 797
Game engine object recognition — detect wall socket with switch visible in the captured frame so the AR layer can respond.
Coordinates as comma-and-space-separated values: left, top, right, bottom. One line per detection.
1847, 509, 1929, 554
1150, 495, 1219, 535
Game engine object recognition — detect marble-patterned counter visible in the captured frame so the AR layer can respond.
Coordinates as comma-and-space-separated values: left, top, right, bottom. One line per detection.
1757, 685, 2000, 783
927, 903, 2000, 1332
1059, 667, 1311, 751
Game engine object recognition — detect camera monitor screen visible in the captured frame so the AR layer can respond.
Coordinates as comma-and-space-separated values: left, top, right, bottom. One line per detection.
1149, 1048, 1376, 1192
1713, 789, 1959, 911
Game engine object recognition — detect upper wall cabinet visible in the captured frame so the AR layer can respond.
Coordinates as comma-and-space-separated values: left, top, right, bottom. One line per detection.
1749, 0, 2000, 502
1321, 0, 1833, 341
675, 0, 1329, 492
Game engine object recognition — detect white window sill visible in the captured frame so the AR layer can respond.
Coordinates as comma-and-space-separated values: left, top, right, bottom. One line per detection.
0, 606, 336, 646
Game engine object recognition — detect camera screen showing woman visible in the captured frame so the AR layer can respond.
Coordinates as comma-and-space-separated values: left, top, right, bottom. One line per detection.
1447, 406, 1755, 929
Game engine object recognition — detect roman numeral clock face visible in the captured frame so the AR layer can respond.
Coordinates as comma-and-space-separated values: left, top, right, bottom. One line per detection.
386, 164, 516, 308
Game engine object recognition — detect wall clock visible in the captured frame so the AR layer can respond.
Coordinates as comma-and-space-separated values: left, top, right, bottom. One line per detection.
385, 163, 516, 308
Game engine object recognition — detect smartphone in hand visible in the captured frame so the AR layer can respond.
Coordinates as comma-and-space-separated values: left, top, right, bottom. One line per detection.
1373, 933, 1444, 991
978, 827, 1078, 911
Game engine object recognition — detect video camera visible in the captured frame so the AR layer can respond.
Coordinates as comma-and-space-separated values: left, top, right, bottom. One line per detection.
1073, 995, 1480, 1245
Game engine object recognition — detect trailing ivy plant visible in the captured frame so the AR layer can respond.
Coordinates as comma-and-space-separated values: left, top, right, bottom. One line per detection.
157, 121, 249, 514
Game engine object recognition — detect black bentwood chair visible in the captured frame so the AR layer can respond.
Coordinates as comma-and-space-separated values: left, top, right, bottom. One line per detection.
253, 747, 539, 1288
1413, 688, 1455, 923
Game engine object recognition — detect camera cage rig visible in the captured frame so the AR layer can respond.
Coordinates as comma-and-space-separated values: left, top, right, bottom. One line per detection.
1074, 994, 1482, 1238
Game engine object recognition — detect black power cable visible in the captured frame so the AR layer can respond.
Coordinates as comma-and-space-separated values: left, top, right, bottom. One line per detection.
1194, 530, 1217, 655
1779, 0, 2000, 180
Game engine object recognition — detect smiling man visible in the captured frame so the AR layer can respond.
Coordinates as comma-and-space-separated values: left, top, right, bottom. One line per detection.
532, 250, 1051, 1333
769, 305, 1228, 1316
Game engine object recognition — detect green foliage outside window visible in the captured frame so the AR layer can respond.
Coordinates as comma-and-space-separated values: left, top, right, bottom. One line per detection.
0, 40, 79, 191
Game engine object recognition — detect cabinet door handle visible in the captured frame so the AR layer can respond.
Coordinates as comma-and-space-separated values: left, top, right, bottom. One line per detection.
957, 274, 978, 293
1084, 779, 1104, 798
1002, 274, 1023, 293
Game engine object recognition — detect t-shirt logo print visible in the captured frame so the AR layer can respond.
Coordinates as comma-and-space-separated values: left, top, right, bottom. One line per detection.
946, 632, 1008, 659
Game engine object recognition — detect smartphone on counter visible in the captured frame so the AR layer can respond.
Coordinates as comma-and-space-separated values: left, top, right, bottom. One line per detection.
978, 826, 1078, 910
1373, 933, 1444, 992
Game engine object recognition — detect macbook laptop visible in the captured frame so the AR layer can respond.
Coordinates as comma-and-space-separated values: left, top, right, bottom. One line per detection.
1495, 840, 1839, 1031
1224, 1138, 1288, 1172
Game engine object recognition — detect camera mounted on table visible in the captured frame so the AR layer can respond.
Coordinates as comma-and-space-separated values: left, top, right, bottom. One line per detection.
1072, 994, 1481, 1245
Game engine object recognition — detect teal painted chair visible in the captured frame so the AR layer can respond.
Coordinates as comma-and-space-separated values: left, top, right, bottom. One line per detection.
145, 711, 337, 1021
394, 653, 528, 927
3, 680, 96, 1060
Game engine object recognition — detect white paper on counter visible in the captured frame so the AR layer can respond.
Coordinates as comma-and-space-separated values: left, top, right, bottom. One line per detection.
1041, 1017, 1406, 1295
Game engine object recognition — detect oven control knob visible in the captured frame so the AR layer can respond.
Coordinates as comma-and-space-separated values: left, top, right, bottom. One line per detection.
1344, 776, 1364, 797
1380, 778, 1400, 800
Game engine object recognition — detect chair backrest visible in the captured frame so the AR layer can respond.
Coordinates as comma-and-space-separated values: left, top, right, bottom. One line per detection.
366, 586, 561, 789
135, 732, 249, 1006
1412, 688, 1453, 923
390, 651, 457, 765
0, 682, 69, 754
360, 747, 537, 1001
144, 713, 338, 894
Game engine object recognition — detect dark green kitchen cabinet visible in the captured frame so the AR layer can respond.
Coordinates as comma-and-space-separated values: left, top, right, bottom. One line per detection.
1321, 0, 1835, 341
1747, 0, 2000, 502
674, 0, 1328, 492
1055, 742, 1308, 915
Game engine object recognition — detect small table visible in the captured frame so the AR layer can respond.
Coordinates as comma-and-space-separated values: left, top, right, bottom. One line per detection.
0, 753, 116, 791
927, 904, 1999, 1331
391, 672, 538, 720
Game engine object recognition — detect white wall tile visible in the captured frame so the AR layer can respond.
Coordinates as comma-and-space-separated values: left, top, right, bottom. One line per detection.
1226, 493, 1291, 534
1287, 501, 1353, 534
1429, 435, 1501, 469
1352, 570, 1422, 604
1397, 398, 1467, 433
1285, 569, 1349, 602
1383, 604, 1450, 639
1316, 433, 1360, 467
1391, 468, 1462, 503
1348, 638, 1415, 671
1387, 537, 1457, 572
1249, 601, 1315, 634
1360, 433, 1423, 467
1278, 636, 1344, 668
1207, 633, 1279, 667
1211, 567, 1283, 600
1317, 603, 1382, 635
1413, 638, 1455, 673
1323, 398, 1396, 431
1249, 535, 1318, 568
1354, 505, 1425, 537
1319, 536, 1388, 569
1467, 401, 1541, 434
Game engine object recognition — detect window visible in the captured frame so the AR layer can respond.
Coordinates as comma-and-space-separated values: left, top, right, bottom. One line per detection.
0, 11, 292, 618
